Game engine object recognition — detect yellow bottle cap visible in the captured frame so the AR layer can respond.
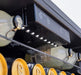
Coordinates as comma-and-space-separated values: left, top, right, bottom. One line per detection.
59, 71, 66, 75
12, 58, 30, 75
33, 64, 45, 75
0, 53, 8, 75
71, 73, 75, 75
48, 68, 57, 75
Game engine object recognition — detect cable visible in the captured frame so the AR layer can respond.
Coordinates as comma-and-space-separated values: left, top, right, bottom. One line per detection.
0, 34, 81, 69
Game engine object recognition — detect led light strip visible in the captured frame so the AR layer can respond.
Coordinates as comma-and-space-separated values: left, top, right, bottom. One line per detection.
26, 29, 58, 47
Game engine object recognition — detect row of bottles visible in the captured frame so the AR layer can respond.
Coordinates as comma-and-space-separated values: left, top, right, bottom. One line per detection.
0, 53, 75, 75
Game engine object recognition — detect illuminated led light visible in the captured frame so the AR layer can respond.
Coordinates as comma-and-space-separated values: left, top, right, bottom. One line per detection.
54, 44, 58, 47
26, 29, 30, 33
31, 32, 35, 35
35, 35, 39, 38
44, 39, 47, 42
51, 43, 54, 45
47, 41, 51, 44
40, 37, 43, 40
22, 27, 25, 30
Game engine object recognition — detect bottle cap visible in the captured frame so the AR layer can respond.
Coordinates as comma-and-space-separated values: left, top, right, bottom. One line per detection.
33, 64, 45, 75
48, 68, 57, 75
12, 58, 30, 75
0, 53, 8, 75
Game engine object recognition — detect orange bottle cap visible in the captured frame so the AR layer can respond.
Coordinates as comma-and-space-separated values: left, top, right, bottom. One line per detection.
12, 58, 30, 75
48, 68, 57, 75
0, 53, 8, 75
33, 64, 45, 75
